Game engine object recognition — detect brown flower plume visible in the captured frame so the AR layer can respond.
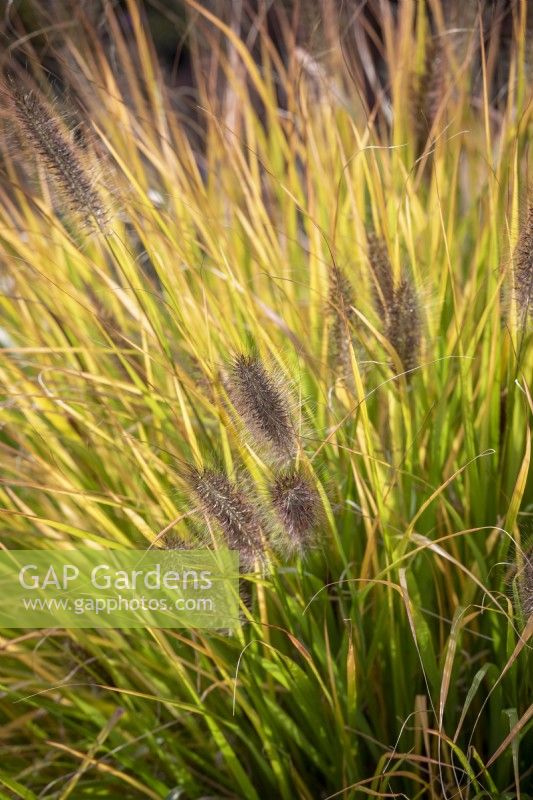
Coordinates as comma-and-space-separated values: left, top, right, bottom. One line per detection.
367, 233, 421, 374
328, 264, 356, 376
386, 276, 421, 374
367, 232, 394, 320
226, 353, 297, 461
516, 546, 533, 619
513, 204, 533, 324
186, 466, 264, 570
270, 468, 321, 555
7, 75, 107, 230
412, 37, 446, 155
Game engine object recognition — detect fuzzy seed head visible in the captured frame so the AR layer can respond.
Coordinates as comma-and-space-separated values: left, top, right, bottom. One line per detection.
328, 265, 355, 321
517, 547, 533, 618
367, 232, 394, 321
270, 469, 321, 555
8, 77, 107, 230
328, 265, 356, 375
186, 467, 264, 570
514, 205, 533, 324
412, 38, 446, 152
227, 353, 297, 461
386, 276, 421, 374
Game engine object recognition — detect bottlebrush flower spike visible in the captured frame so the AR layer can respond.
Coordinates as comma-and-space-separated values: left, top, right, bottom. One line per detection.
412, 37, 446, 154
517, 547, 533, 618
186, 466, 264, 570
367, 231, 394, 321
328, 264, 356, 376
7, 76, 107, 230
270, 468, 321, 555
226, 352, 297, 461
386, 275, 421, 374
513, 205, 533, 324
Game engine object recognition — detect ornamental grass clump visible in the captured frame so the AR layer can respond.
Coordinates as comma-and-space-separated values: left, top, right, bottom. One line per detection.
0, 2, 532, 797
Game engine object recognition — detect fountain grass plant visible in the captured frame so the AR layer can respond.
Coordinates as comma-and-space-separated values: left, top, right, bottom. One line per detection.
0, 1, 532, 797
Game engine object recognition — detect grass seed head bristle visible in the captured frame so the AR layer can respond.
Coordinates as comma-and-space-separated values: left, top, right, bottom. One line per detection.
328, 265, 355, 322
328, 264, 356, 375
186, 466, 264, 570
7, 76, 107, 231
227, 353, 297, 461
412, 36, 446, 153
386, 276, 421, 374
161, 532, 194, 550
367, 231, 394, 321
270, 468, 321, 555
513, 205, 533, 325
517, 547, 533, 619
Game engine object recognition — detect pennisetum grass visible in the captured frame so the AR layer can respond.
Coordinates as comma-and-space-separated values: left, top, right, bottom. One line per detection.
327, 263, 356, 377
269, 467, 321, 555
513, 203, 533, 326
225, 352, 297, 461
411, 35, 446, 155
367, 231, 395, 322
367, 234, 422, 374
386, 274, 422, 374
0, 2, 531, 798
6, 74, 107, 230
185, 465, 265, 571
516, 545, 533, 619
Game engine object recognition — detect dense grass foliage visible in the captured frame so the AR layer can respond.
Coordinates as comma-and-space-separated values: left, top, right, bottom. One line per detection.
0, 1, 532, 797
